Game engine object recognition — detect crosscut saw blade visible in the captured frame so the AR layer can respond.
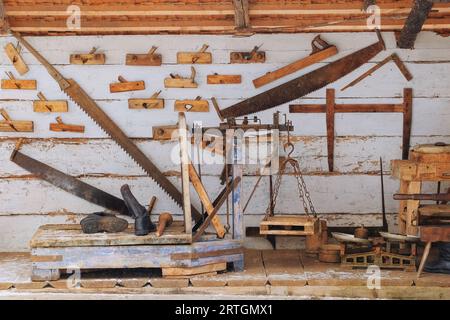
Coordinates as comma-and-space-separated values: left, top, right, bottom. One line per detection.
10, 148, 129, 215
220, 32, 386, 119
13, 32, 202, 222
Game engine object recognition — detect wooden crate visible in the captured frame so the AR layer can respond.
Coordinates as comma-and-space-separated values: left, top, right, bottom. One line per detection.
260, 215, 319, 236
30, 224, 244, 282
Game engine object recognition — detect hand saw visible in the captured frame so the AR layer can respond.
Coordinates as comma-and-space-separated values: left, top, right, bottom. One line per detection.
10, 140, 129, 215
13, 32, 202, 222
220, 30, 386, 119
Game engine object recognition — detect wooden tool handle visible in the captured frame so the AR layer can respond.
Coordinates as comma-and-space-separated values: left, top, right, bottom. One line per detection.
148, 46, 158, 55
148, 196, 157, 214
0, 108, 12, 121
156, 212, 173, 237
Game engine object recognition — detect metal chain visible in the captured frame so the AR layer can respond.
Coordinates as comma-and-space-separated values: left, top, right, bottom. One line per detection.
265, 127, 316, 218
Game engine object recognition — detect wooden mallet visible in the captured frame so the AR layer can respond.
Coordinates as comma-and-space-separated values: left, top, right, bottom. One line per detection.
156, 212, 173, 237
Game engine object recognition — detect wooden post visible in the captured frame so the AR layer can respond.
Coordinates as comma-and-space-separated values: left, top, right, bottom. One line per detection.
405, 181, 421, 235
402, 88, 413, 160
233, 0, 250, 30
178, 112, 192, 235
397, 0, 434, 49
326, 89, 335, 172
0, 0, 8, 34
230, 129, 244, 271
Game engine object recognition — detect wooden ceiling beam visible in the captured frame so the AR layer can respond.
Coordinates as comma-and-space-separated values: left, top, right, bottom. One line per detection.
0, 0, 8, 34
397, 0, 434, 48
233, 0, 250, 30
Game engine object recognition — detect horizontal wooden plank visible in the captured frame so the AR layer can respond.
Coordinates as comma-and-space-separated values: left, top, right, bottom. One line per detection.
31, 222, 191, 248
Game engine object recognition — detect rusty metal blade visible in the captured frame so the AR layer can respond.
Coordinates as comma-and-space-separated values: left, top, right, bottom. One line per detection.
10, 150, 129, 215
221, 39, 385, 118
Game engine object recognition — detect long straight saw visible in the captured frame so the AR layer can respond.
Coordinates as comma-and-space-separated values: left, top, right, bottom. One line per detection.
13, 32, 202, 221
220, 30, 386, 119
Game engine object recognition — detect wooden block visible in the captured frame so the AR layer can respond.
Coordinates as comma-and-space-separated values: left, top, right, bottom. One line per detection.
50, 122, 85, 133
190, 277, 227, 287
14, 282, 48, 290
126, 53, 162, 66
164, 78, 197, 88
149, 278, 189, 288
230, 51, 266, 63
1, 79, 36, 90
110, 80, 145, 93
119, 278, 149, 288
177, 52, 211, 64
207, 74, 241, 85
70, 53, 106, 65
128, 98, 164, 110
419, 205, 450, 217
0, 283, 13, 290
152, 125, 178, 141
0, 121, 33, 132
4, 43, 29, 75
253, 46, 338, 88
81, 279, 117, 289
174, 100, 209, 112
33, 100, 68, 113
162, 262, 226, 277
419, 225, 450, 242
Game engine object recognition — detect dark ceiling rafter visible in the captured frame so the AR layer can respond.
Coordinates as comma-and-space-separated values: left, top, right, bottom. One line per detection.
397, 0, 434, 48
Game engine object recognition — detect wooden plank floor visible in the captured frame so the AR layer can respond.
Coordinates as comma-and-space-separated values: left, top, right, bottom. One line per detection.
0, 250, 449, 299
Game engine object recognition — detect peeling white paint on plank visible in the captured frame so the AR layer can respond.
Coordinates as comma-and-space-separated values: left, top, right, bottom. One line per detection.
1, 135, 449, 177
0, 62, 448, 101
0, 175, 447, 216
0, 32, 449, 66
0, 98, 449, 138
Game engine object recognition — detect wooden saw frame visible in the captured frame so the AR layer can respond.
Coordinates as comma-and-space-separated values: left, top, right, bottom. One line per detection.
290, 88, 413, 172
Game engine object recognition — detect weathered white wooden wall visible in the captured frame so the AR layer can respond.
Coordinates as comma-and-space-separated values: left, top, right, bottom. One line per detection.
0, 32, 449, 251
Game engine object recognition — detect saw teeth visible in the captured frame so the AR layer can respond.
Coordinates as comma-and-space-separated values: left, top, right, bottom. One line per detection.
63, 90, 179, 204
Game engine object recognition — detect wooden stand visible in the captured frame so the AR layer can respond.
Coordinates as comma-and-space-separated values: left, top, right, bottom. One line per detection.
30, 113, 245, 281
391, 144, 450, 236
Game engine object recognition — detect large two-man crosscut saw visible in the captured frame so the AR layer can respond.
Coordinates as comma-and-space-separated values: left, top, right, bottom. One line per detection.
13, 32, 202, 221
220, 31, 386, 119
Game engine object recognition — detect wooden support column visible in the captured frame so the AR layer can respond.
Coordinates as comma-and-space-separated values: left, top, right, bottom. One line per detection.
0, 0, 8, 34
231, 129, 244, 271
402, 88, 413, 160
178, 112, 192, 235
405, 181, 421, 235
233, 0, 250, 31
398, 180, 410, 235
397, 0, 434, 49
326, 89, 335, 172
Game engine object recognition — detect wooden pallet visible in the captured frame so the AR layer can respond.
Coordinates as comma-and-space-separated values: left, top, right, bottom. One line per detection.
30, 224, 244, 282
260, 215, 319, 236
